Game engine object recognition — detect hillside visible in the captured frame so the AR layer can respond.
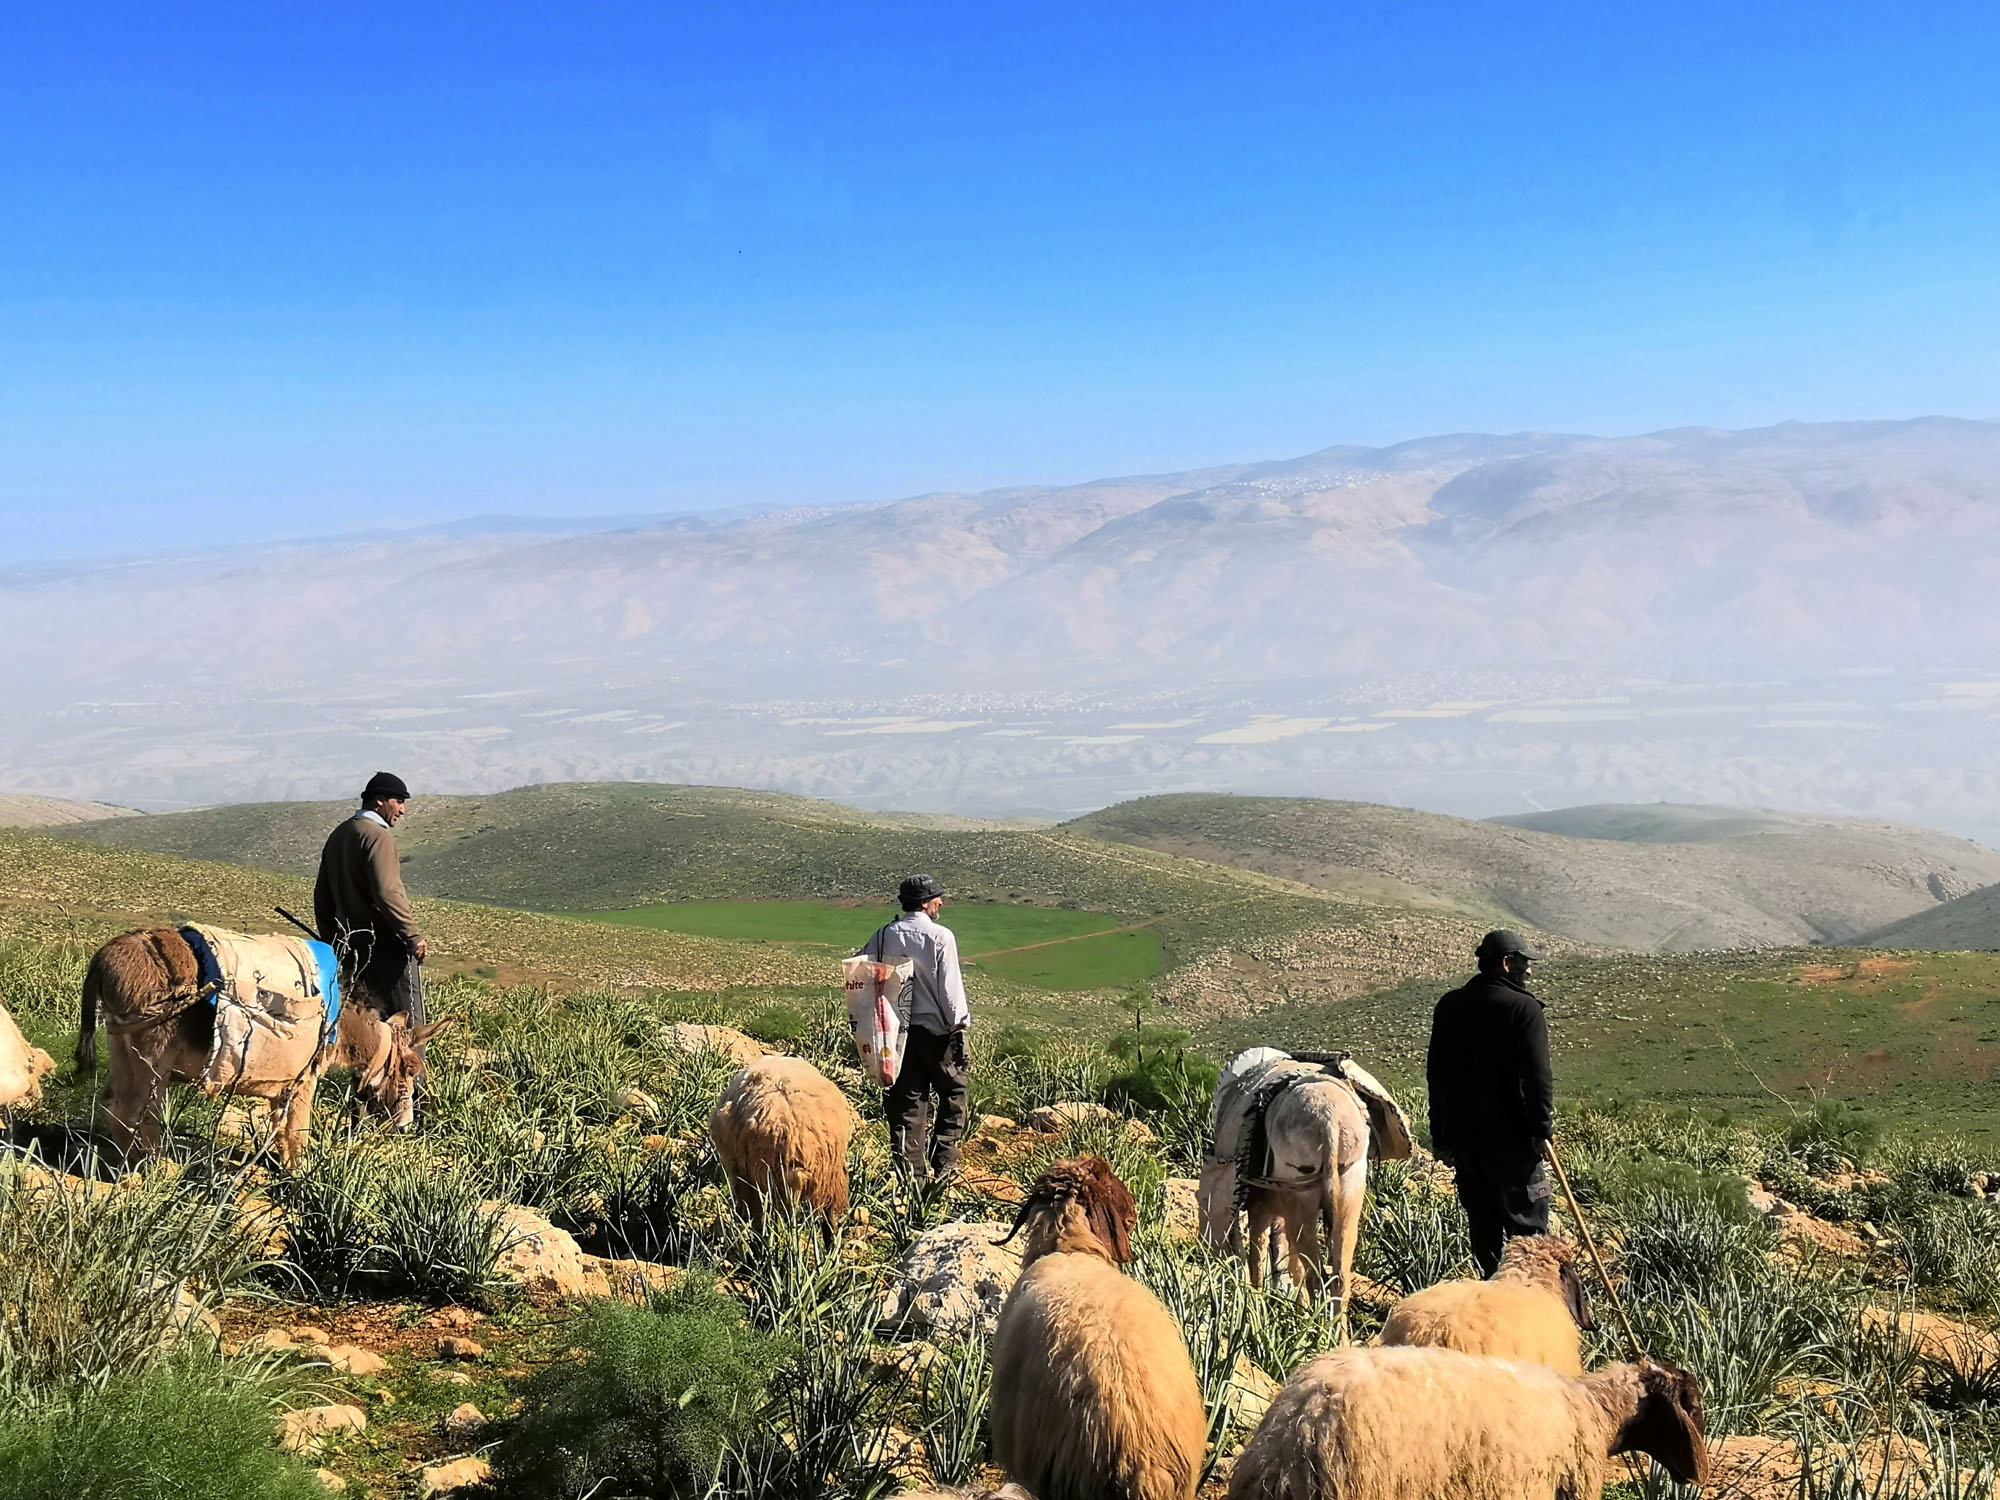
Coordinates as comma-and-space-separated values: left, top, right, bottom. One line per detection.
0, 793, 138, 828
1203, 946, 2000, 1143
0, 829, 818, 999
1069, 794, 2000, 952
1862, 882, 2000, 952
56, 781, 1506, 1012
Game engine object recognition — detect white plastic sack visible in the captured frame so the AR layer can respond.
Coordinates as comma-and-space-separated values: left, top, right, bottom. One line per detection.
843, 954, 913, 1087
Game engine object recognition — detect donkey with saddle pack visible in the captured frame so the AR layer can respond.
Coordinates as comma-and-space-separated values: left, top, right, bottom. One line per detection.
1199, 1046, 1413, 1331
76, 922, 442, 1166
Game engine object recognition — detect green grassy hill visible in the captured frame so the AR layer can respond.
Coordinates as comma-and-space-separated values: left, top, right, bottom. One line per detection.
17, 810, 2000, 1141
54, 781, 1508, 1010
1069, 793, 2000, 952
0, 828, 819, 1003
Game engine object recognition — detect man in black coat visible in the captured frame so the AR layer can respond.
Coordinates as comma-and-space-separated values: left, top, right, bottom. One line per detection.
1426, 929, 1554, 1275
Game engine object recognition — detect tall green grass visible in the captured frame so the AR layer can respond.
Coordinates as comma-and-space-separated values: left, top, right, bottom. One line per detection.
0, 1360, 326, 1500
0, 1159, 259, 1399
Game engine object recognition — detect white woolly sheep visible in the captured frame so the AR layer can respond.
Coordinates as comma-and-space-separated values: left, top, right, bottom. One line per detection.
708, 1054, 856, 1230
1380, 1234, 1596, 1374
0, 997, 56, 1113
1227, 1345, 1707, 1500
990, 1156, 1208, 1500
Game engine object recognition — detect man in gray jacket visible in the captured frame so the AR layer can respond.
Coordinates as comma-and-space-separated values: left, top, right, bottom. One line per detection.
313, 770, 428, 1024
866, 874, 971, 1182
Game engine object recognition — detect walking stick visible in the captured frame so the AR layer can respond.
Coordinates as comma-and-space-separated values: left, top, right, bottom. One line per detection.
274, 906, 320, 942
1544, 1139, 1646, 1361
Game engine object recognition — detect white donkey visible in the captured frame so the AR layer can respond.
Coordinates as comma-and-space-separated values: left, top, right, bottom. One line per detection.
1199, 1048, 1411, 1331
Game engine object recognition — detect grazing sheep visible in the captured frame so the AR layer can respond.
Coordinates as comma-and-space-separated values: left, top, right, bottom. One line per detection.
708, 1054, 856, 1229
1380, 1234, 1596, 1375
989, 1157, 1208, 1500
0, 997, 57, 1114
1227, 1345, 1707, 1500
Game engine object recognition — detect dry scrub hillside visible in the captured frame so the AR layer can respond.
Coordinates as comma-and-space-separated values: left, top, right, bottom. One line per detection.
0, 792, 139, 828
1071, 794, 2000, 952
1865, 884, 2000, 953
0, 830, 817, 996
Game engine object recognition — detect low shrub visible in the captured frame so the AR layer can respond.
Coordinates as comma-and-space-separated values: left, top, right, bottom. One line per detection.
915, 1336, 992, 1488
1884, 1135, 1980, 1204
375, 1161, 512, 1304
268, 1136, 510, 1305
0, 1361, 325, 1500
741, 1004, 809, 1046
1788, 1100, 1885, 1172
1356, 1161, 1472, 1295
1008, 1039, 1103, 1116
1622, 1267, 1834, 1437
488, 1279, 789, 1500
1614, 1179, 1769, 1298
1900, 1201, 2000, 1312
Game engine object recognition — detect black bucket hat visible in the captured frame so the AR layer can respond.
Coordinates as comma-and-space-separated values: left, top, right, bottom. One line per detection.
899, 873, 946, 910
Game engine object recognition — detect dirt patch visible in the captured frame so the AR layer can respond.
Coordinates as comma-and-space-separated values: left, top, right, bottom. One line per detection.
1799, 957, 1917, 987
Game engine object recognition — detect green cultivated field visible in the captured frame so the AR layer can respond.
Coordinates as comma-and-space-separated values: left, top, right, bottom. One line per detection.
585, 899, 1165, 991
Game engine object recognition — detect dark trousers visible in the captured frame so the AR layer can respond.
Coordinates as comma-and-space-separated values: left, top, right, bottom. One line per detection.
887, 1027, 969, 1179
350, 942, 425, 1024
1454, 1153, 1552, 1276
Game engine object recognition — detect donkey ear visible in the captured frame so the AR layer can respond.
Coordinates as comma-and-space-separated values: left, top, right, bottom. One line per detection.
406, 1018, 453, 1046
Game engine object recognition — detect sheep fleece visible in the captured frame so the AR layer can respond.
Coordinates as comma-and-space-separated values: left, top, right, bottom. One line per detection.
1228, 1346, 1608, 1500
1379, 1278, 1583, 1375
991, 1252, 1206, 1500
709, 1055, 854, 1221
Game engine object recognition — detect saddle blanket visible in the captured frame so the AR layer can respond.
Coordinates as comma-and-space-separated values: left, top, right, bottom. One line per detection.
1209, 1046, 1414, 1180
181, 924, 341, 1094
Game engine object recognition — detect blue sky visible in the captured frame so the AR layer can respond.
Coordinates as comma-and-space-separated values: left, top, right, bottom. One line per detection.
2, 2, 1996, 562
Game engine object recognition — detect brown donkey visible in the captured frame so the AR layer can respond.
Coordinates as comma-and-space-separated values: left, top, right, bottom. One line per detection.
76, 928, 442, 1166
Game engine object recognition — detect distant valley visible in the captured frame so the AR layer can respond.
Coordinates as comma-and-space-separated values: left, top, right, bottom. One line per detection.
6, 417, 2000, 839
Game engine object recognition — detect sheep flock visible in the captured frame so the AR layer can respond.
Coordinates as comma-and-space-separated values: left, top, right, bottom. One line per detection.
708, 1049, 1707, 1500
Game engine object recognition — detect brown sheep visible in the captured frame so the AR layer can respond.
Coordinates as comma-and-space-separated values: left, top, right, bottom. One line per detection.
990, 1157, 1208, 1500
708, 1055, 856, 1230
1380, 1235, 1596, 1374
1227, 1345, 1707, 1500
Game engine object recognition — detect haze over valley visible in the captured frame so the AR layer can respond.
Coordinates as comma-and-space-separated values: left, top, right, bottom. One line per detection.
10, 416, 2000, 842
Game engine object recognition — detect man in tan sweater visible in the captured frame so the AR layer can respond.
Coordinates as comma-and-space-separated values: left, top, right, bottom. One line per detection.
314, 770, 428, 1022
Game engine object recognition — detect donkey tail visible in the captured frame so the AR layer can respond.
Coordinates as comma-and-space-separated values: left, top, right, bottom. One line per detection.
76, 957, 101, 1073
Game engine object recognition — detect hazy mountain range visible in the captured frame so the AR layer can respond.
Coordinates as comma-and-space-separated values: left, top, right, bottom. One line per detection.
7, 417, 2000, 837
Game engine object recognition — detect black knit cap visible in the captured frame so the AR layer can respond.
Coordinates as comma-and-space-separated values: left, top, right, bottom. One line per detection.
362, 771, 411, 803
899, 873, 946, 910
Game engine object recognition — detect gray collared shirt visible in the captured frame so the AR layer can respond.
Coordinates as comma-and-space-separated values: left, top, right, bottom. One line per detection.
865, 909, 971, 1036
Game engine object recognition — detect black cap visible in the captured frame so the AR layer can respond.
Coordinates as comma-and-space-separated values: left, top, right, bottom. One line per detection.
1477, 929, 1542, 961
362, 771, 411, 803
899, 873, 946, 910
